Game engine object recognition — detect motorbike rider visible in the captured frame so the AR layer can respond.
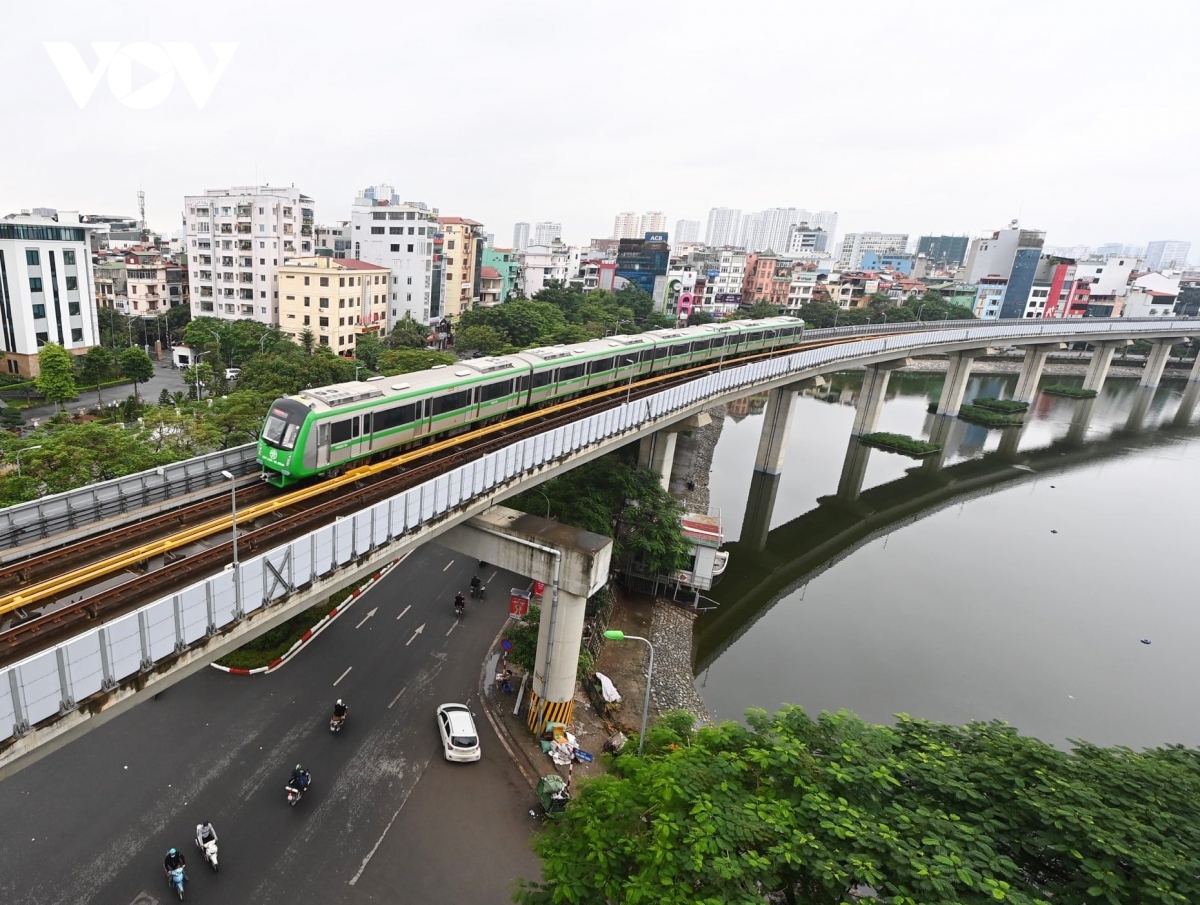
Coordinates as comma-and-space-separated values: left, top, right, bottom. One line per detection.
197, 820, 217, 847
289, 764, 311, 791
164, 847, 186, 876
333, 699, 348, 721
470, 575, 482, 596
454, 591, 466, 613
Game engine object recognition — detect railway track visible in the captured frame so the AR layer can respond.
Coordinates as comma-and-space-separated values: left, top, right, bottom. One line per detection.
0, 336, 866, 664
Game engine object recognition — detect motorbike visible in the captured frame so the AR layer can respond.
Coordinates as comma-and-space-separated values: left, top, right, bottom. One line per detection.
330, 713, 347, 733
454, 601, 465, 618
195, 827, 218, 872
286, 776, 310, 806
470, 583, 486, 599
167, 865, 186, 899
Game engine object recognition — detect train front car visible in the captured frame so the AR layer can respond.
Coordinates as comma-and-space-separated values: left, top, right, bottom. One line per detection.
258, 397, 314, 487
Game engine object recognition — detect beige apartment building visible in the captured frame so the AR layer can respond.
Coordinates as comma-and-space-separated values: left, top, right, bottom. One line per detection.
277, 257, 390, 357
437, 217, 485, 317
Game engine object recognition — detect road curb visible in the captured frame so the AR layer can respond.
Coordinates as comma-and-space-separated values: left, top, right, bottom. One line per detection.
209, 556, 406, 676
477, 590, 542, 793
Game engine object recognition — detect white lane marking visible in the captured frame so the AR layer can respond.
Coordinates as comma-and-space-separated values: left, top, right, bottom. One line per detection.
487, 570, 497, 585
405, 623, 425, 646
396, 604, 411, 621
387, 686, 408, 710
333, 666, 352, 686
445, 620, 458, 637
354, 607, 378, 629
442, 559, 454, 572
348, 753, 433, 886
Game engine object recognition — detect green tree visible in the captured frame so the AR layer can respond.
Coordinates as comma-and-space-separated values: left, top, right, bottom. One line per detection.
80, 345, 115, 407
157, 387, 173, 407
354, 331, 385, 371
118, 347, 154, 401
517, 706, 1200, 905
687, 309, 715, 326
744, 300, 781, 319
386, 316, 429, 349
456, 325, 507, 355
299, 327, 316, 356
377, 349, 456, 376
36, 343, 77, 411
0, 406, 24, 434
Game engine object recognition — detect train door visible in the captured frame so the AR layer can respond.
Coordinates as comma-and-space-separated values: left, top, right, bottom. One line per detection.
317, 422, 331, 468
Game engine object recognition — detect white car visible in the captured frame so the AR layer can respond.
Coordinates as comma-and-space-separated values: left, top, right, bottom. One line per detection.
224, 368, 241, 381
436, 703, 481, 762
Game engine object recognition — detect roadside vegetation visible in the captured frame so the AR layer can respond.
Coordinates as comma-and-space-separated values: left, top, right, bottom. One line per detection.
971, 396, 1030, 414
515, 706, 1200, 905
859, 431, 942, 457
1044, 384, 1099, 399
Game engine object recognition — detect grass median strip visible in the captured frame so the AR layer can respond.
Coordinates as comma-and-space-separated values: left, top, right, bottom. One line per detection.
215, 584, 361, 670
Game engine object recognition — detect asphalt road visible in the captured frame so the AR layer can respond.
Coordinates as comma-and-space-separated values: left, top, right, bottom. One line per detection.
0, 544, 544, 905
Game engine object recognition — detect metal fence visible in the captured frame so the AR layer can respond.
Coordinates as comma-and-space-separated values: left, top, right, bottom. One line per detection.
0, 445, 258, 553
2, 318, 1194, 743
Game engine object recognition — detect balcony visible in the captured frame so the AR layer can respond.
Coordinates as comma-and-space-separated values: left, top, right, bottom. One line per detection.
239, 289, 254, 300
300, 226, 312, 236
241, 306, 255, 316
221, 257, 234, 266
238, 240, 252, 251
199, 256, 212, 265
219, 224, 233, 234
236, 205, 252, 218
239, 274, 254, 283
198, 271, 212, 280
236, 223, 251, 234
239, 257, 252, 267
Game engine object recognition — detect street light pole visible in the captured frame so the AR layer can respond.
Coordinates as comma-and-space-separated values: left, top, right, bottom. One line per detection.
220, 469, 242, 617
603, 630, 655, 756
15, 445, 43, 478
355, 365, 365, 382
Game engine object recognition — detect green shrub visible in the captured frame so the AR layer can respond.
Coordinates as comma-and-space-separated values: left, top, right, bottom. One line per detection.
971, 396, 1029, 413
214, 584, 361, 670
1043, 384, 1098, 399
957, 404, 1025, 428
859, 432, 941, 457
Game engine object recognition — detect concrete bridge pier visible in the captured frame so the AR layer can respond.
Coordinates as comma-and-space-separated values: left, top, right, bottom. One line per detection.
1140, 339, 1188, 389
638, 413, 713, 490
1083, 340, 1132, 393
1125, 386, 1157, 433
921, 413, 959, 473
754, 378, 825, 474
1065, 397, 1097, 446
1187, 354, 1200, 383
997, 424, 1024, 462
936, 350, 988, 417
439, 507, 612, 734
1173, 381, 1200, 427
850, 359, 912, 436
836, 436, 873, 502
741, 470, 781, 553
1013, 343, 1066, 403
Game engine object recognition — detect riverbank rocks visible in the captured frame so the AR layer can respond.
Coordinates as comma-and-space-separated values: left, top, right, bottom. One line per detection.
649, 601, 711, 724
669, 404, 726, 513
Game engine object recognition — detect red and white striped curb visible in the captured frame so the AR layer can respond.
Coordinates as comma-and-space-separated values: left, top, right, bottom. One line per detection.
210, 555, 407, 675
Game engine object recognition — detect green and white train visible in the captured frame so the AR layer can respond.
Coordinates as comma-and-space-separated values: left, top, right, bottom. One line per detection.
256, 316, 806, 487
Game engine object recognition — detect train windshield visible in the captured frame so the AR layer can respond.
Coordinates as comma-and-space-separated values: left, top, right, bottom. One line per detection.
261, 403, 305, 451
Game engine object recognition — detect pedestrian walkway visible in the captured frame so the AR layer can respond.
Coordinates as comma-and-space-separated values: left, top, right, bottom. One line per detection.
16, 361, 192, 426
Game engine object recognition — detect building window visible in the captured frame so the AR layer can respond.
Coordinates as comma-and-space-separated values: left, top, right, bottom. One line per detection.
32, 303, 46, 318
319, 277, 329, 287
339, 277, 345, 288
390, 227, 402, 235
68, 301, 80, 315
29, 277, 43, 292
66, 276, 78, 290
71, 328, 83, 342
63, 250, 75, 265
390, 244, 400, 252
407, 245, 414, 253
319, 317, 329, 327
36, 331, 49, 345
319, 297, 330, 308
303, 315, 310, 325
371, 227, 385, 235
447, 240, 455, 250
304, 296, 311, 306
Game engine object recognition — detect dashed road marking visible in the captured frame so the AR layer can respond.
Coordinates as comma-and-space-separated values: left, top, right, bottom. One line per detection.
333, 666, 352, 686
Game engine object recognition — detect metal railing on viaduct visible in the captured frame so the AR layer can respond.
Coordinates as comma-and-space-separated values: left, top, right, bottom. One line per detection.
1, 316, 1195, 774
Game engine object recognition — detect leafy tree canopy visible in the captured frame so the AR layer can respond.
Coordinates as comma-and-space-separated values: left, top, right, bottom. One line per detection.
353, 330, 385, 371
517, 706, 1200, 905
506, 453, 689, 574
744, 300, 782, 319
234, 343, 357, 397
36, 343, 77, 409
377, 349, 456, 375
456, 325, 508, 356
386, 316, 430, 349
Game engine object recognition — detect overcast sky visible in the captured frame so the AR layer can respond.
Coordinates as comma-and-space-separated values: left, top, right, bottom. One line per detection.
4, 1, 1198, 257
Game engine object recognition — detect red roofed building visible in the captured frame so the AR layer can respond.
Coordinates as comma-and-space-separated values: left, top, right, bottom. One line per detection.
479, 266, 503, 306
276, 256, 391, 356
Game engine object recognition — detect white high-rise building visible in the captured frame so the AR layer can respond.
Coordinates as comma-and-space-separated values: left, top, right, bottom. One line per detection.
838, 232, 910, 269
0, 210, 101, 377
1144, 240, 1191, 271
519, 240, 574, 297
674, 219, 700, 243
639, 211, 667, 236
349, 185, 437, 326
183, 185, 314, 325
613, 212, 640, 239
512, 222, 530, 252
704, 207, 742, 247
740, 208, 838, 254
534, 221, 562, 246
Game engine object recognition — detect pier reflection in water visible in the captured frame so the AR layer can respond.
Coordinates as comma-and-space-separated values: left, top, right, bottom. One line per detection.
696, 370, 1200, 749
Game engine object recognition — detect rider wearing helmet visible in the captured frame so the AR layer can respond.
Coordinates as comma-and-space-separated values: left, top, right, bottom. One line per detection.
333, 699, 348, 720
164, 847, 186, 872
470, 575, 482, 594
289, 764, 310, 790
454, 592, 465, 612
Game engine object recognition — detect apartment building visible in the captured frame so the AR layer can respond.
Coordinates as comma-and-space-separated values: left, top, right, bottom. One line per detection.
533, 222, 562, 246
315, 222, 352, 259
350, 186, 437, 326
703, 207, 742, 247
837, 232, 909, 269
126, 251, 188, 316
681, 246, 746, 312
0, 211, 101, 377
481, 247, 520, 301
438, 217, 486, 317
183, 186, 314, 325
277, 257, 390, 355
512, 222, 530, 252
519, 240, 574, 297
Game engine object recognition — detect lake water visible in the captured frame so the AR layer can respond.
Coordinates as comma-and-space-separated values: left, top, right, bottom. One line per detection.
696, 369, 1200, 749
